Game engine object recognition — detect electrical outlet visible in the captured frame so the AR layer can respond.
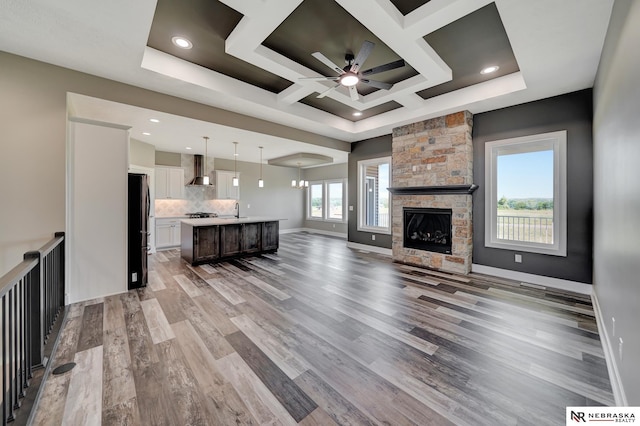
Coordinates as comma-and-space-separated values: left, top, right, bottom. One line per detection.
612, 317, 616, 337
515, 254, 522, 263
332, 224, 336, 228
349, 206, 354, 211
427, 164, 432, 170
412, 165, 418, 172
372, 235, 376, 241
619, 338, 624, 361
247, 204, 250, 209
132, 272, 138, 282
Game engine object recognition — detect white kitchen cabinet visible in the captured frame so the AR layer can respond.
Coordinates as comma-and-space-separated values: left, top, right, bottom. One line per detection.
155, 167, 185, 199
156, 218, 181, 248
214, 170, 240, 200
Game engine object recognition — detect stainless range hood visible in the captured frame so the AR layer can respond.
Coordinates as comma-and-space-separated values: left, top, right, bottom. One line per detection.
186, 154, 212, 186
187, 136, 213, 186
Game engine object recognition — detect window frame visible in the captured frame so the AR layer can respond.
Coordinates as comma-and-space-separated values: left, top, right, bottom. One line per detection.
306, 179, 347, 223
484, 130, 567, 256
357, 156, 392, 234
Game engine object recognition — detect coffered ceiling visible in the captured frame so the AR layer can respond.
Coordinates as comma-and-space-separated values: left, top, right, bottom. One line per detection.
0, 0, 614, 157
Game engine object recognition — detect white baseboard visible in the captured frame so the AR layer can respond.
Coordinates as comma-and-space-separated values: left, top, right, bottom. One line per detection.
303, 228, 347, 239
591, 292, 627, 406
279, 228, 305, 234
471, 264, 592, 295
346, 241, 392, 256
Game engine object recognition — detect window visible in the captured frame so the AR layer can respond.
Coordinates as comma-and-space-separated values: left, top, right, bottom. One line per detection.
485, 131, 567, 256
309, 183, 323, 219
326, 180, 344, 220
357, 157, 391, 234
307, 179, 346, 222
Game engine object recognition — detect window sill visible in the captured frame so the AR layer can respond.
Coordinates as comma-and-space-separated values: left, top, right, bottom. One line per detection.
357, 226, 391, 235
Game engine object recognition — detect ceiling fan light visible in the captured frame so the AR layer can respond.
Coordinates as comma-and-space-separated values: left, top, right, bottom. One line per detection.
341, 74, 359, 87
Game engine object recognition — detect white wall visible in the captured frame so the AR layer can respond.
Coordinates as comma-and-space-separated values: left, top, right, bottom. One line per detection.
67, 118, 129, 303
593, 0, 640, 405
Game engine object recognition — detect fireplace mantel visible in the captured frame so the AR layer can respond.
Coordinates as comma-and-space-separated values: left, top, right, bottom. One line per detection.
387, 184, 478, 196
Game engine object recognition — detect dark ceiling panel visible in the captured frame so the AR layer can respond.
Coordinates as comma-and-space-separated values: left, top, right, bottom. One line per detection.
263, 0, 418, 92
389, 0, 431, 16
147, 0, 292, 93
417, 2, 519, 100
300, 94, 402, 121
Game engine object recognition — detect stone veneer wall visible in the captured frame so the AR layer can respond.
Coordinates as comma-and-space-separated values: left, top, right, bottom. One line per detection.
392, 111, 474, 274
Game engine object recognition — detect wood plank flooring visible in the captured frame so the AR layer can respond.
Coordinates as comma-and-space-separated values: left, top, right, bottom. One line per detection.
32, 233, 614, 425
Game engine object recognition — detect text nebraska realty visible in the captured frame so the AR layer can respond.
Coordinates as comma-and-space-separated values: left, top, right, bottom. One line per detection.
579, 412, 635, 422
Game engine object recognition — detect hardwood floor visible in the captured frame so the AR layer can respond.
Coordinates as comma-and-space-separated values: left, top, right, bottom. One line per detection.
32, 233, 613, 425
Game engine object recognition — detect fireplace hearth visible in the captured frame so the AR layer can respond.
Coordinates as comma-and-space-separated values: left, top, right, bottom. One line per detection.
404, 208, 452, 254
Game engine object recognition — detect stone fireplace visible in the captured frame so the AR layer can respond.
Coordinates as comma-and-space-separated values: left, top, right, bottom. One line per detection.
390, 111, 475, 274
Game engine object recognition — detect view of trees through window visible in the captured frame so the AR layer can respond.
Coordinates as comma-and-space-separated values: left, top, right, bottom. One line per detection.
310, 183, 323, 218
309, 180, 345, 221
496, 149, 554, 244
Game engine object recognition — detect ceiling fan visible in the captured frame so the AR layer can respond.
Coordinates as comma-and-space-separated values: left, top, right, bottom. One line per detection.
301, 40, 405, 101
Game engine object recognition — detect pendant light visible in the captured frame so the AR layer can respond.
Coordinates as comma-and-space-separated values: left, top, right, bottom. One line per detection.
291, 162, 308, 189
202, 136, 210, 185
258, 146, 264, 188
232, 141, 239, 187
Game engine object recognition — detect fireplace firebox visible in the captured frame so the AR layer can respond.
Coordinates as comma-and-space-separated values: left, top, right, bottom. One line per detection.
403, 208, 453, 254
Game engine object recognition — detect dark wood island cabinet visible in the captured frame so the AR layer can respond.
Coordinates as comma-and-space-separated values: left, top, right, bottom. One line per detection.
181, 217, 282, 265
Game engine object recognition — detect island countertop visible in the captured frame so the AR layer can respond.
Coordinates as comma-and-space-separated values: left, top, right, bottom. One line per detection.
180, 216, 287, 227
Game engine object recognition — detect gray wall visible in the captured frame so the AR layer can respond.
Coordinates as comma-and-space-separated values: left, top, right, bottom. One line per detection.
472, 89, 594, 283
303, 163, 348, 235
130, 138, 155, 168
593, 0, 640, 405
155, 151, 181, 167
0, 51, 347, 277
214, 158, 304, 230
348, 135, 393, 248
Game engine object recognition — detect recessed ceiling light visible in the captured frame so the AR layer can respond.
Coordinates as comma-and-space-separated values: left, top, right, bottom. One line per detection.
185, 147, 192, 150
353, 112, 363, 117
480, 65, 500, 75
171, 36, 192, 49
149, 118, 160, 123
142, 132, 150, 136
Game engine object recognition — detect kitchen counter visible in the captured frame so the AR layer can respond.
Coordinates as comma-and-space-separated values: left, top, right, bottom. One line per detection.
180, 216, 286, 226
180, 217, 283, 265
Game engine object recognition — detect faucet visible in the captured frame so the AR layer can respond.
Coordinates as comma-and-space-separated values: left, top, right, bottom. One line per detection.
234, 202, 240, 218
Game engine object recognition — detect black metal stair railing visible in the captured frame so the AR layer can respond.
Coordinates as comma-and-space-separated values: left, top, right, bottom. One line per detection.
0, 232, 65, 424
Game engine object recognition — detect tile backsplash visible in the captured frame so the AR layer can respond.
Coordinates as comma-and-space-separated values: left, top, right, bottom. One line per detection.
155, 154, 237, 217
155, 194, 237, 217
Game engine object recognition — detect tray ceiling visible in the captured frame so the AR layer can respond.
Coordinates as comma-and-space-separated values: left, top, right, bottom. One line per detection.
147, 0, 516, 122
0, 0, 614, 148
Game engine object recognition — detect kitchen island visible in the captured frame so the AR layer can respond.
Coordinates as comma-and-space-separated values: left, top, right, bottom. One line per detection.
180, 217, 283, 265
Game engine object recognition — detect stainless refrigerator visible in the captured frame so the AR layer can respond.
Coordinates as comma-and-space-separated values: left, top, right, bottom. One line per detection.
128, 173, 150, 289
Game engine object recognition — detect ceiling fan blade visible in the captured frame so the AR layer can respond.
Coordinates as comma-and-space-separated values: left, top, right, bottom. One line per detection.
299, 76, 340, 81
312, 52, 345, 75
317, 83, 340, 98
361, 59, 405, 76
360, 78, 393, 90
349, 85, 359, 101
350, 40, 374, 73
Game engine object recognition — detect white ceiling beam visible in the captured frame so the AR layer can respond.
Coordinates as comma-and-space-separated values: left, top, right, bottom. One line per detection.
403, 0, 494, 39
337, 0, 452, 82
